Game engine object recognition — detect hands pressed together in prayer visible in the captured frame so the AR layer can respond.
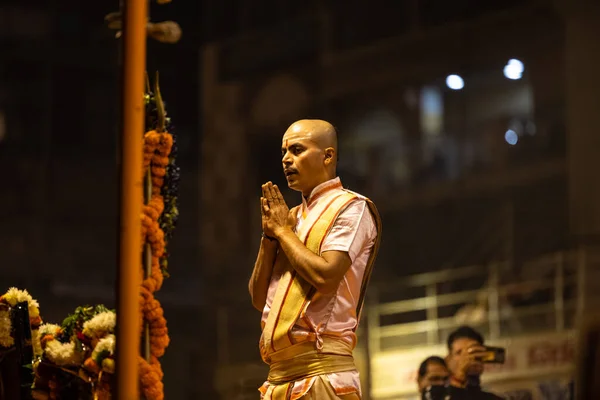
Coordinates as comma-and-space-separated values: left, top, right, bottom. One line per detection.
258, 180, 352, 295
261, 182, 297, 240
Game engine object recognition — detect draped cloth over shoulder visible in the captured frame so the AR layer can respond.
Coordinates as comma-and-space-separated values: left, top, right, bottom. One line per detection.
259, 187, 382, 399
261, 192, 358, 357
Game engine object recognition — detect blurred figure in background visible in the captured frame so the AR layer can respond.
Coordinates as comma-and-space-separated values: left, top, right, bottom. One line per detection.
417, 356, 450, 393
445, 326, 503, 399
416, 356, 450, 400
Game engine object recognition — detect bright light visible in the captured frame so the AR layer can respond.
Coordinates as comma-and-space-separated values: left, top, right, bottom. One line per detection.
505, 129, 518, 145
504, 59, 524, 80
446, 74, 464, 90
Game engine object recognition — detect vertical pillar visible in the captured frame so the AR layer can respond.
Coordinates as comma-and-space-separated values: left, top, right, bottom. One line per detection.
116, 0, 147, 398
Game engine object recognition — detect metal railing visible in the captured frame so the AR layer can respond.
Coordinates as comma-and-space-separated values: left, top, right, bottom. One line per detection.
364, 246, 600, 356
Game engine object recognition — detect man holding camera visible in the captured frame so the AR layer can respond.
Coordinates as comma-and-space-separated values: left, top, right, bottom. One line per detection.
444, 326, 503, 399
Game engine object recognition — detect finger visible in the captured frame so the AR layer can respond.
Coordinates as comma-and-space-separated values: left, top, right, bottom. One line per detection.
273, 184, 285, 203
262, 184, 269, 199
469, 350, 487, 356
468, 346, 487, 354
264, 182, 275, 202
261, 197, 270, 213
265, 182, 274, 199
287, 207, 298, 228
267, 182, 280, 204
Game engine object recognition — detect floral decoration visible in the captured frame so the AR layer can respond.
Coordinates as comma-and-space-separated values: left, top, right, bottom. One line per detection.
12, 76, 178, 400
0, 287, 42, 355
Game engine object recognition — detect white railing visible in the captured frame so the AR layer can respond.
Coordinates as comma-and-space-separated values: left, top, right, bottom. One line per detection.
363, 246, 600, 357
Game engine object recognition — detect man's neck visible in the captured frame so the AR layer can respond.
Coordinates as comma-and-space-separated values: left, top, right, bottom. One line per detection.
301, 175, 338, 200
466, 374, 481, 388
450, 374, 481, 389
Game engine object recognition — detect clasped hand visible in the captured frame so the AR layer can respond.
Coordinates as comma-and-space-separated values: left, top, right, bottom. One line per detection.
455, 345, 487, 379
261, 182, 296, 239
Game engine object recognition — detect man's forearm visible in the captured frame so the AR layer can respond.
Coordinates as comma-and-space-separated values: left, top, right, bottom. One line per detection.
274, 227, 338, 293
249, 237, 278, 311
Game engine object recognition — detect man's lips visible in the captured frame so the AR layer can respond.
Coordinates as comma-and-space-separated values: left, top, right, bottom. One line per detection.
284, 170, 298, 177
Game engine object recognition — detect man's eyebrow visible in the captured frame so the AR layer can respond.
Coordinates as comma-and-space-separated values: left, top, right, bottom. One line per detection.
282, 143, 304, 152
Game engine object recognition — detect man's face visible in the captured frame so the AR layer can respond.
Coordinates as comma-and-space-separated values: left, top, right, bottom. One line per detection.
418, 362, 449, 391
447, 337, 485, 377
281, 130, 328, 196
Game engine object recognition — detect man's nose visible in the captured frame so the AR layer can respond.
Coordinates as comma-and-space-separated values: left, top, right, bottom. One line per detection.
282, 152, 292, 165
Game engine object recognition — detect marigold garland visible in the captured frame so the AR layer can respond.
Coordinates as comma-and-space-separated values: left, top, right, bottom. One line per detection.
138, 127, 173, 400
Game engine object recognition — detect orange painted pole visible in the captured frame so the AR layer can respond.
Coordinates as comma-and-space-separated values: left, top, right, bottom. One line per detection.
115, 0, 147, 398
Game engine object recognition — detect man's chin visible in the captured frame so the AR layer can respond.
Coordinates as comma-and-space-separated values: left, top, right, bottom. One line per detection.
468, 365, 484, 376
287, 181, 302, 192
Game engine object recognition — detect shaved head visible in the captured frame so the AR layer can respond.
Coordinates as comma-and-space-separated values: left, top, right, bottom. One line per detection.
281, 119, 338, 196
283, 119, 338, 153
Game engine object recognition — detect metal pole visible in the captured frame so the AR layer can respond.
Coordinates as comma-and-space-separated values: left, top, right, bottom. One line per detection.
115, 0, 147, 398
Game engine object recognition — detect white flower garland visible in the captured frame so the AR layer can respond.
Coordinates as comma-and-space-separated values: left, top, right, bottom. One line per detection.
82, 311, 116, 338
35, 323, 63, 360
38, 323, 61, 338
0, 287, 42, 354
44, 340, 83, 367
92, 334, 115, 363
2, 287, 40, 318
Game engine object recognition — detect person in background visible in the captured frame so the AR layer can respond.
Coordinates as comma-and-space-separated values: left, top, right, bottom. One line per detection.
417, 356, 450, 393
445, 326, 503, 399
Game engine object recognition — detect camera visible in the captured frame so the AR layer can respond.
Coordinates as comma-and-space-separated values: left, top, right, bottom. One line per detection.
477, 346, 505, 364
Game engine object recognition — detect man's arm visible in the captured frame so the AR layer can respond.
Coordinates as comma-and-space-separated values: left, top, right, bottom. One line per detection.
261, 181, 357, 295
274, 227, 352, 294
249, 185, 300, 311
248, 237, 278, 311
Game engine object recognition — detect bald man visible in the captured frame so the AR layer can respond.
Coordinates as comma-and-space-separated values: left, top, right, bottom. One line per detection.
249, 120, 382, 399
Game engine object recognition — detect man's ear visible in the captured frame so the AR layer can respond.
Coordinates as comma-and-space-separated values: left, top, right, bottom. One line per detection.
324, 147, 335, 165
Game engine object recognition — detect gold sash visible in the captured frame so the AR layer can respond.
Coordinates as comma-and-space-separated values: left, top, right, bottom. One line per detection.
267, 338, 357, 399
268, 339, 356, 384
